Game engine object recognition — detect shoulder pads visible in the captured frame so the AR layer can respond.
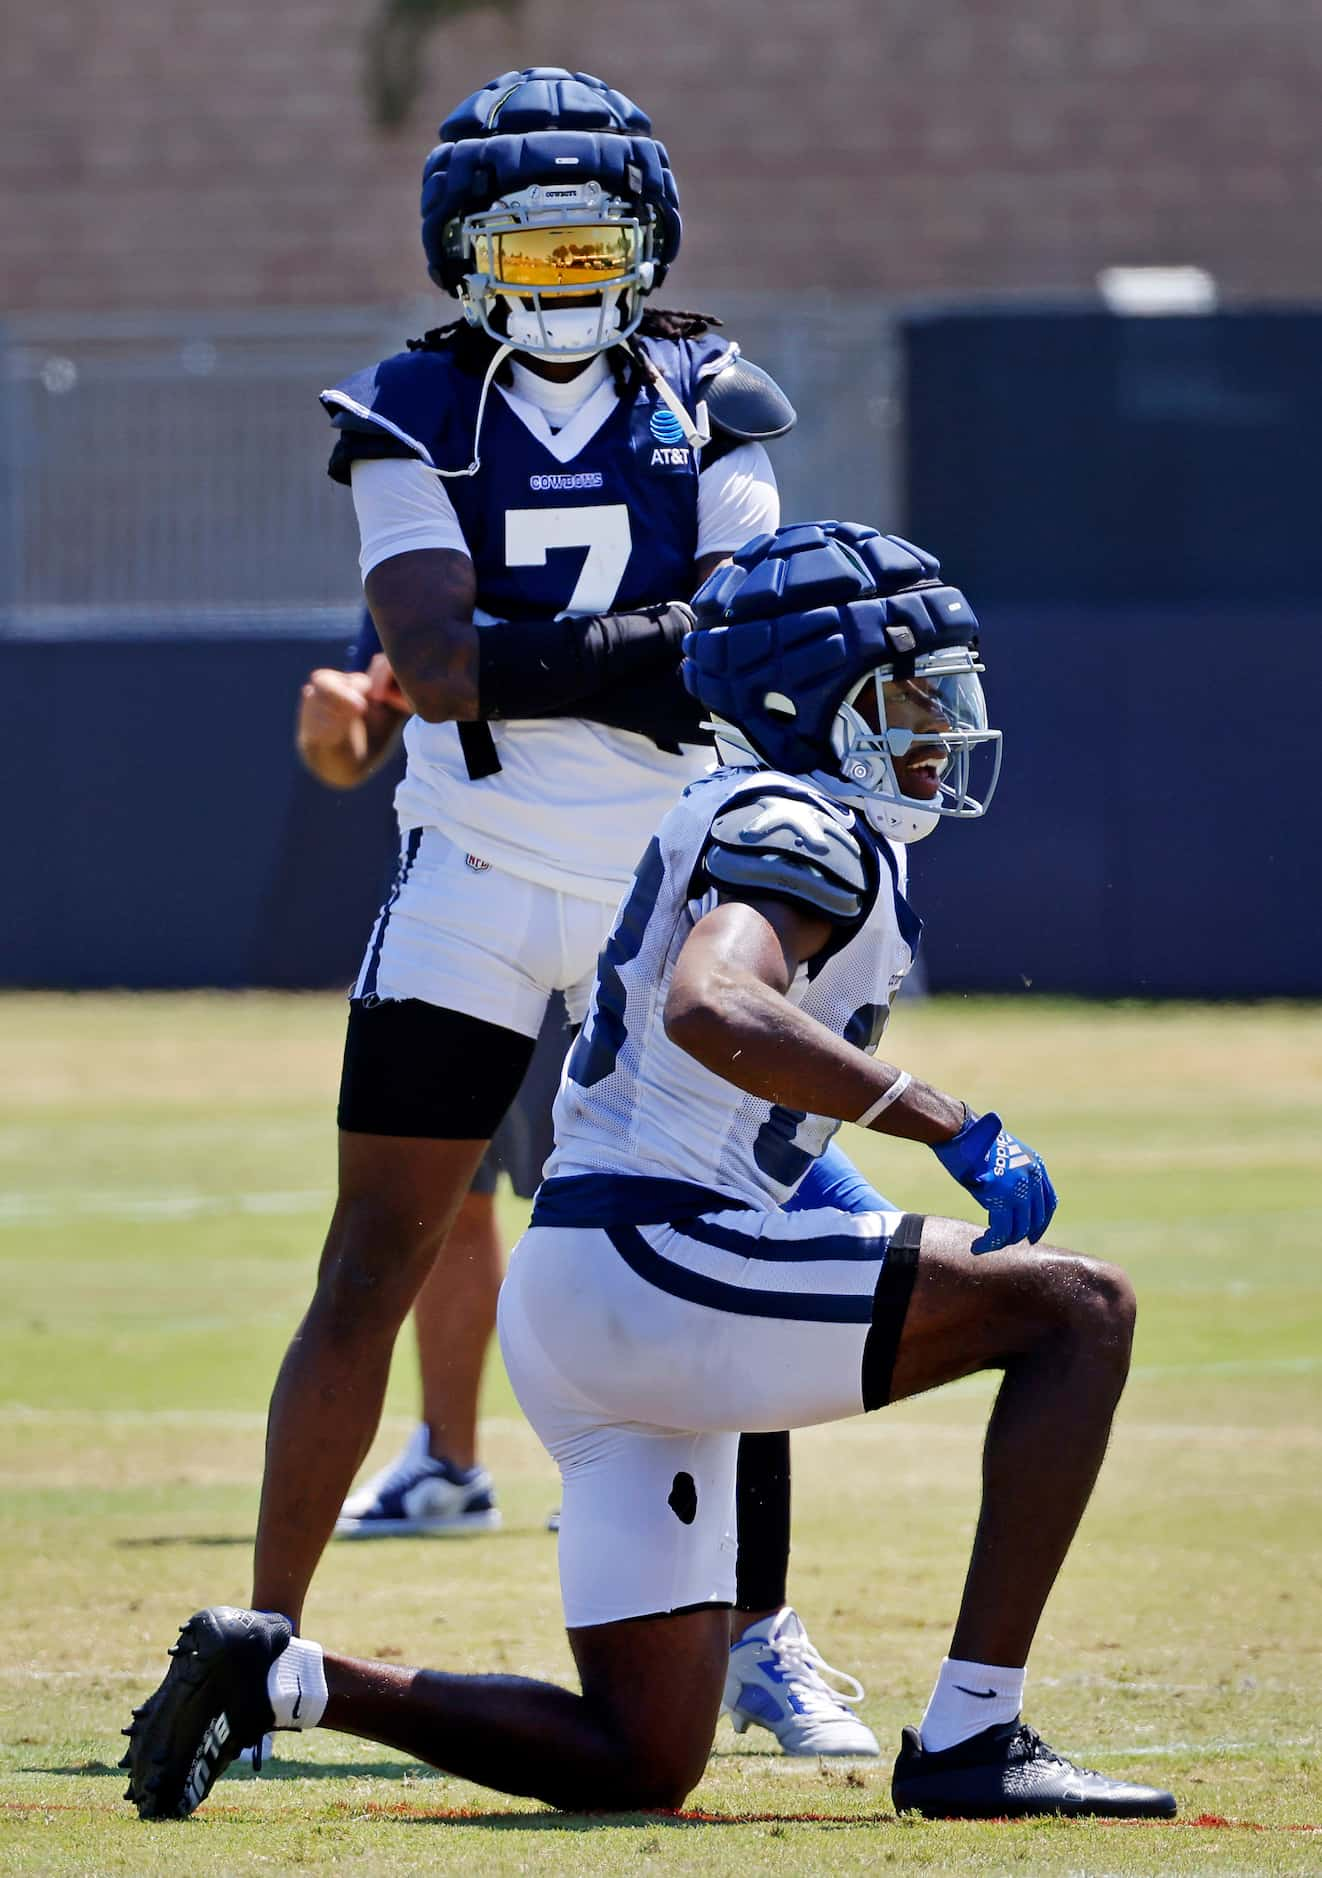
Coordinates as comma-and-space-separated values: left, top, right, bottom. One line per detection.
319, 350, 465, 457
701, 353, 796, 443
320, 396, 432, 465
702, 788, 865, 922
320, 351, 470, 486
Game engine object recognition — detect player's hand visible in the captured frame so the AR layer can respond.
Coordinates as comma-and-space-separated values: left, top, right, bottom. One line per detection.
364, 652, 412, 716
298, 668, 372, 750
931, 1110, 1057, 1252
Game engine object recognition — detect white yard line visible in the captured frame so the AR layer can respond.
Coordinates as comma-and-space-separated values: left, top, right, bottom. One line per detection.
1133, 1354, 1321, 1379
927, 1354, 1322, 1394
0, 1189, 331, 1225
1078, 1738, 1315, 1759
0, 1405, 534, 1430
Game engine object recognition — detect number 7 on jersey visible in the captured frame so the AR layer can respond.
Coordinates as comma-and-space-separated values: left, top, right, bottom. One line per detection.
505, 505, 633, 615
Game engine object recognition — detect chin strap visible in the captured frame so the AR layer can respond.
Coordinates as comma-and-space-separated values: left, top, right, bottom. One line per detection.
425, 341, 516, 479
627, 339, 711, 450
425, 325, 711, 478
862, 798, 940, 844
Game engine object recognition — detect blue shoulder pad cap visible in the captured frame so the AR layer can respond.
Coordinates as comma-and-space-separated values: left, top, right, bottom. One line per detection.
703, 789, 866, 922
320, 362, 435, 464
701, 353, 796, 443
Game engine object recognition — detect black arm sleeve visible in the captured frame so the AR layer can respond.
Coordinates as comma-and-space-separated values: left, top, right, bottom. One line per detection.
476, 602, 694, 721
547, 665, 710, 753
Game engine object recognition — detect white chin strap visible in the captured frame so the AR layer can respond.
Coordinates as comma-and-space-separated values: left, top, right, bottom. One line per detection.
861, 798, 941, 844
806, 763, 941, 844
712, 725, 940, 840
502, 295, 622, 360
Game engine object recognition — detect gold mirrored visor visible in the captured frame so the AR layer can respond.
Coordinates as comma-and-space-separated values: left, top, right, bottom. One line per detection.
472, 223, 639, 289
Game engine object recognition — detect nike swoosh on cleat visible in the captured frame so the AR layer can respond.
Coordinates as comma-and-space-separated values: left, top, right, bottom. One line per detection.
291, 1680, 302, 1721
954, 1685, 1000, 1699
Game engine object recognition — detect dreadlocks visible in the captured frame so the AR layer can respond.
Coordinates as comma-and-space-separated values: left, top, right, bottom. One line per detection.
406, 308, 725, 400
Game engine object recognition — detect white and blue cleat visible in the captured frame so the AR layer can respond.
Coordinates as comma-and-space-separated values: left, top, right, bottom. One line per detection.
334, 1423, 501, 1538
723, 1606, 880, 1757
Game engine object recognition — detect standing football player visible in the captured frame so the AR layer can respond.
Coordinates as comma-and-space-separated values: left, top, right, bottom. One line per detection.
124, 524, 1176, 1822
197, 67, 883, 1755
294, 616, 562, 1533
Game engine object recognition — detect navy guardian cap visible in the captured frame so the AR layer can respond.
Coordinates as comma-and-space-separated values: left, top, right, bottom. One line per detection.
684, 521, 1001, 841
420, 68, 681, 360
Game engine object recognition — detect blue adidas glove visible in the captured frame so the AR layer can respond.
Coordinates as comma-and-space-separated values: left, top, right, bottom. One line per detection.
932, 1110, 1057, 1253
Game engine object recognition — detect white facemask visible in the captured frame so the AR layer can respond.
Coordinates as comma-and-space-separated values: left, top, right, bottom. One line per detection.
501, 294, 623, 361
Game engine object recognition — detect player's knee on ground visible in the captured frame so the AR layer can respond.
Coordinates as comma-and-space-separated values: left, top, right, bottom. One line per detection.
565, 1615, 725, 1813
590, 1728, 711, 1813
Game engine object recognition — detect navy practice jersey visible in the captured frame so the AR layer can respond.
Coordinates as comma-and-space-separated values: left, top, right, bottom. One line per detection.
320, 333, 770, 901
324, 333, 731, 620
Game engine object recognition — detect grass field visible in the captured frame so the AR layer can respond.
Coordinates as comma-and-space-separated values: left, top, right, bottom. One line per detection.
2, 991, 1320, 1875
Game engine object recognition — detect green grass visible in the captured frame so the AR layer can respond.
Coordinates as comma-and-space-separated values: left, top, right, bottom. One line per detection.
2, 992, 1320, 1874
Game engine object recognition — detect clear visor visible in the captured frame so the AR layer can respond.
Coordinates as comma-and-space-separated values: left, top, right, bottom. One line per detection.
471, 222, 640, 290
831, 650, 1002, 820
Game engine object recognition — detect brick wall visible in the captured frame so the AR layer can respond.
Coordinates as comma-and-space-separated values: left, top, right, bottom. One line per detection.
4, 0, 1320, 312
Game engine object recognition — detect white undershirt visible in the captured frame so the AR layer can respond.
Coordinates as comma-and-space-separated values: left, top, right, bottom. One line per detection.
507, 351, 611, 422
349, 358, 778, 580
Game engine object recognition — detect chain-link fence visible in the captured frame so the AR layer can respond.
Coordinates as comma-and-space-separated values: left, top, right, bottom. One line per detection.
0, 297, 901, 636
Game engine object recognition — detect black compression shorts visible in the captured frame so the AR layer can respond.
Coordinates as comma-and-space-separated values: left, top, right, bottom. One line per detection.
337, 997, 537, 1141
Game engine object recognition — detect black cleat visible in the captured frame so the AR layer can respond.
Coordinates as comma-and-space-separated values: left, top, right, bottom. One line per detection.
891, 1721, 1177, 1820
122, 1607, 291, 1820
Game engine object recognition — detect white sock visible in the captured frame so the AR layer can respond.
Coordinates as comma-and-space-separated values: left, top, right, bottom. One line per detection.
919, 1656, 1025, 1753
267, 1636, 329, 1732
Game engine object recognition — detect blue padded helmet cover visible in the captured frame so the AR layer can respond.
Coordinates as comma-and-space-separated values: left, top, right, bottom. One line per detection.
440, 69, 655, 139
421, 68, 681, 291
682, 522, 980, 777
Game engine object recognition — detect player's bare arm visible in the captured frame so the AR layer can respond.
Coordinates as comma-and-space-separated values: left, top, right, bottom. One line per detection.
692, 549, 732, 590
665, 895, 965, 1144
364, 546, 480, 723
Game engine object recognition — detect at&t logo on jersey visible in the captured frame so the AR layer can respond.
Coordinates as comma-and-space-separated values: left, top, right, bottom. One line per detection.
647, 404, 692, 471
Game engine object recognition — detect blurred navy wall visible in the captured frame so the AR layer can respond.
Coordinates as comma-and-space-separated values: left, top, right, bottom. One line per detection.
0, 635, 401, 989
1, 308, 1317, 995
905, 309, 1319, 997
907, 602, 1316, 996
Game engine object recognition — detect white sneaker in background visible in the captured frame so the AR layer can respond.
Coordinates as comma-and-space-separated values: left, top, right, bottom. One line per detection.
334, 1423, 501, 1537
722, 1606, 880, 1757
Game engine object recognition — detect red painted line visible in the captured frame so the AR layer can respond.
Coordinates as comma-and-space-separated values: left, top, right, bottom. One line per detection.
5, 1799, 1321, 1833
321, 1802, 1322, 1833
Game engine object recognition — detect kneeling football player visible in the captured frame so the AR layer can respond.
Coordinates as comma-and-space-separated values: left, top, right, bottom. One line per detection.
123, 523, 1176, 1822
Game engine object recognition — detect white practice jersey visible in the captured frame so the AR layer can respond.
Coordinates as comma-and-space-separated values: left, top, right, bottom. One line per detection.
547, 768, 922, 1209
395, 715, 711, 904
